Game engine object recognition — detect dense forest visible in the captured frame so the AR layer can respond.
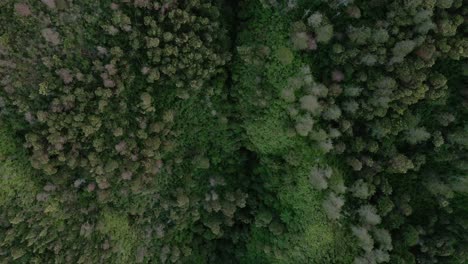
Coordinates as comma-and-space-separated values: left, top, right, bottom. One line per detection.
0, 0, 466, 263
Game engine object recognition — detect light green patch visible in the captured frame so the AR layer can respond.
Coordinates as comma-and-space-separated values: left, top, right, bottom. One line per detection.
0, 122, 38, 207
98, 210, 138, 264
245, 106, 294, 155
276, 46, 294, 65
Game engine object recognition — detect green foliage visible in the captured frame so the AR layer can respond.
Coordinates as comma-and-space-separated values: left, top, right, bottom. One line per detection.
0, 1, 246, 263
0, 0, 466, 263
0, 122, 38, 207
232, 1, 357, 262
1, 0, 230, 181
98, 211, 137, 263
232, 0, 467, 263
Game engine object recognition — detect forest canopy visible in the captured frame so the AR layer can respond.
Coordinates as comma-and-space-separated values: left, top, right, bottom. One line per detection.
0, 0, 466, 263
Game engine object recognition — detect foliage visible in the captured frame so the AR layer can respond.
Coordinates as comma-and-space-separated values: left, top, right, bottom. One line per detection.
0, 0, 466, 263
0, 1, 245, 263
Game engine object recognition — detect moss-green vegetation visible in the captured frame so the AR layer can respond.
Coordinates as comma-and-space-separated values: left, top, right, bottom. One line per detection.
232, 1, 356, 262
0, 0, 466, 263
